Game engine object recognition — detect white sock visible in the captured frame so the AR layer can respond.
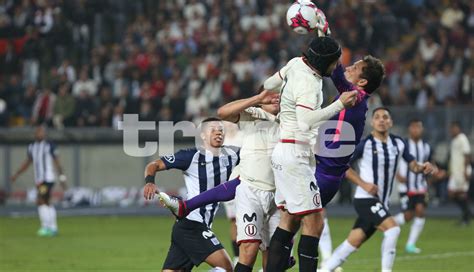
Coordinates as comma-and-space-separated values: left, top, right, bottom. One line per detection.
319, 218, 333, 262
394, 213, 405, 225
407, 217, 425, 246
381, 226, 400, 271
324, 240, 357, 270
38, 205, 49, 229
48, 206, 58, 231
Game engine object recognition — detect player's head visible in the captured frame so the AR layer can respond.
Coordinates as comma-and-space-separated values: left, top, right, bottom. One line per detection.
200, 117, 225, 148
408, 119, 423, 140
304, 36, 341, 76
449, 121, 462, 137
371, 107, 392, 134
34, 125, 47, 141
344, 55, 385, 94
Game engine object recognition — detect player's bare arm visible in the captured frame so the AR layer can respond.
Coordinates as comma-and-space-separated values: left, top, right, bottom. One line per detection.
346, 167, 378, 196
53, 157, 67, 190
396, 172, 407, 184
217, 90, 279, 123
408, 160, 435, 175
143, 159, 167, 200
10, 157, 32, 183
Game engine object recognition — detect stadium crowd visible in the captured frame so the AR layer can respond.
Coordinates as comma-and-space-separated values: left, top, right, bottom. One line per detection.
0, 0, 473, 128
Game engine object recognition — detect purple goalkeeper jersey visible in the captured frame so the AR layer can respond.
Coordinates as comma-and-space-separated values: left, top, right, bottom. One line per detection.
315, 63, 369, 178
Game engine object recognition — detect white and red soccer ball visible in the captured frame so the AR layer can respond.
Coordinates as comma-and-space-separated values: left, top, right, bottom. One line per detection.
286, 0, 328, 35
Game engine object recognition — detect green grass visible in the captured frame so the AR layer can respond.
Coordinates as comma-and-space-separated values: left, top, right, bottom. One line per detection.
0, 216, 473, 271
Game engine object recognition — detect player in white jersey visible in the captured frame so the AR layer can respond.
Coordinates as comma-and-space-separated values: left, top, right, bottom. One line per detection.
143, 118, 239, 271
448, 121, 472, 225
11, 125, 67, 237
323, 107, 435, 272
394, 119, 434, 253
264, 36, 358, 271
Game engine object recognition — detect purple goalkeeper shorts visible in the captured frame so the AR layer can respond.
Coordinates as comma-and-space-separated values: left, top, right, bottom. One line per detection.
315, 171, 343, 207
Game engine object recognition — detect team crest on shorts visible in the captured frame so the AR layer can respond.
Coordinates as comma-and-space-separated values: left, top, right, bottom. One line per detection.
163, 155, 175, 163
244, 224, 257, 237
313, 193, 321, 206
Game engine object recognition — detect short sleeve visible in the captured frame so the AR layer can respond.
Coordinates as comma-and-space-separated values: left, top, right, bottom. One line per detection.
400, 139, 415, 163
49, 142, 58, 158
161, 149, 196, 170
349, 139, 366, 164
461, 135, 471, 154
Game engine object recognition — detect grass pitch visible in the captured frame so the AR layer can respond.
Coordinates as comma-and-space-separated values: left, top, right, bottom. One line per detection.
0, 216, 472, 271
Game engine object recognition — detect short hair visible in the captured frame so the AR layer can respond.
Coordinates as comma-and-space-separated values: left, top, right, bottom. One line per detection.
408, 118, 422, 125
200, 117, 223, 131
450, 121, 462, 129
372, 106, 391, 116
360, 55, 385, 94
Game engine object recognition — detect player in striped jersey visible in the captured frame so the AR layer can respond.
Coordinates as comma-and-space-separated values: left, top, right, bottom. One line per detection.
11, 125, 67, 237
394, 119, 433, 254
323, 107, 435, 272
143, 117, 239, 271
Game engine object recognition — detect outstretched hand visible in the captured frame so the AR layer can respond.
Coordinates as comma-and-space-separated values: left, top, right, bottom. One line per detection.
143, 183, 158, 200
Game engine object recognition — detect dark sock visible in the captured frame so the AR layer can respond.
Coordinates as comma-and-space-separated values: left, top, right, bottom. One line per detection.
455, 197, 471, 222
234, 262, 252, 272
184, 178, 240, 212
298, 235, 319, 272
232, 240, 240, 257
266, 227, 295, 272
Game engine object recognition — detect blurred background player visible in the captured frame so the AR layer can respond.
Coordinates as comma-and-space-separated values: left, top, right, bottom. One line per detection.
394, 119, 433, 253
448, 121, 472, 226
323, 107, 434, 272
10, 125, 67, 236
142, 117, 239, 271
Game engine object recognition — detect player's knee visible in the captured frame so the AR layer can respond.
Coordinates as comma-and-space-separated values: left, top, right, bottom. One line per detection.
384, 226, 401, 238
238, 242, 259, 265
301, 212, 324, 236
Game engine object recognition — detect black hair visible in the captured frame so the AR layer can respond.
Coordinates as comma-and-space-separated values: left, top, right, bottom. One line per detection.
408, 118, 422, 125
360, 55, 385, 94
372, 106, 391, 116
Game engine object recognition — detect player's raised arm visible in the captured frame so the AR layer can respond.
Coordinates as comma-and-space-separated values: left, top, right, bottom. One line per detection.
143, 159, 167, 200
217, 90, 279, 123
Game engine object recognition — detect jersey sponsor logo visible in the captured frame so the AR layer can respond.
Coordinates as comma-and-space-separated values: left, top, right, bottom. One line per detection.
202, 230, 214, 239
243, 212, 257, 223
244, 224, 257, 237
163, 155, 175, 163
313, 192, 321, 206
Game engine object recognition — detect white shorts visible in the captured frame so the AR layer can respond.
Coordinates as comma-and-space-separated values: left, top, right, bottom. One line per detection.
223, 199, 236, 219
271, 142, 322, 214
236, 181, 280, 250
448, 166, 472, 192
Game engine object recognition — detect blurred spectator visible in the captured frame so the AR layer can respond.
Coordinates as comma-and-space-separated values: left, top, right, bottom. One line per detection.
72, 69, 98, 97
53, 84, 75, 129
434, 63, 458, 104
32, 87, 56, 125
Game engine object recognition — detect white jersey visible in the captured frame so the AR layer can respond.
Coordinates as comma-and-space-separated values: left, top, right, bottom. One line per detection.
352, 134, 415, 208
27, 140, 58, 184
161, 146, 240, 227
237, 107, 279, 191
397, 138, 431, 195
449, 133, 471, 181
265, 57, 323, 145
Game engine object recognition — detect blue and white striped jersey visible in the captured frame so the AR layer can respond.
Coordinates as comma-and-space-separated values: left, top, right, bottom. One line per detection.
351, 134, 415, 208
397, 139, 431, 195
161, 146, 240, 227
27, 140, 58, 184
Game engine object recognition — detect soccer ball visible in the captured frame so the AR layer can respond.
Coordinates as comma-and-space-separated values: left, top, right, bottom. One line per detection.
286, 0, 319, 35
